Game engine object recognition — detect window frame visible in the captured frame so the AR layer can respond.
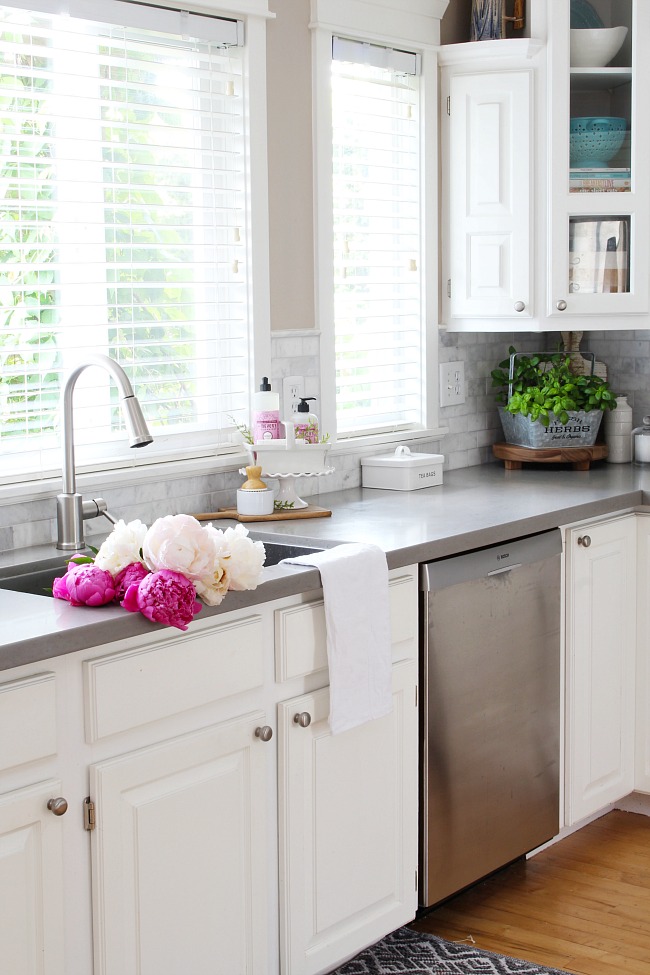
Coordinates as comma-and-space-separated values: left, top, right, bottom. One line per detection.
0, 0, 273, 489
311, 0, 444, 449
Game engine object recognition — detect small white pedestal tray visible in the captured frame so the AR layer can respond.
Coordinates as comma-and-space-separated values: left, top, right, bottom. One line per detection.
244, 442, 334, 509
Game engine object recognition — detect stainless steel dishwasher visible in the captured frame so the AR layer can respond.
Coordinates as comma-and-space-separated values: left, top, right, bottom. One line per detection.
419, 528, 562, 909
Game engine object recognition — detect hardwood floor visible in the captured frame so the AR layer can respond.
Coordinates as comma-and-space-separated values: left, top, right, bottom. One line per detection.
412, 810, 650, 975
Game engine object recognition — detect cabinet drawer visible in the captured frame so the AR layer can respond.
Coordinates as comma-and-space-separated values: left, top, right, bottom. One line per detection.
0, 673, 56, 771
84, 615, 265, 741
275, 573, 417, 682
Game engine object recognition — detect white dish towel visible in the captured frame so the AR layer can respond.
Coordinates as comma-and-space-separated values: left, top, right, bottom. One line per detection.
282, 543, 392, 734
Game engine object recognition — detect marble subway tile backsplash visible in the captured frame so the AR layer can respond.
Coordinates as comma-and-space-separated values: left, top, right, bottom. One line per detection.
0, 329, 553, 555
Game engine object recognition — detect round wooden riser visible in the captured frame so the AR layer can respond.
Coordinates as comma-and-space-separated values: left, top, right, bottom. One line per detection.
492, 442, 608, 471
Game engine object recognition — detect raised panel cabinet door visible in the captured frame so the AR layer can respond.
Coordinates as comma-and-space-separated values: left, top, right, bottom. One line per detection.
278, 659, 418, 975
0, 779, 65, 975
635, 514, 650, 792
90, 713, 271, 975
565, 515, 636, 824
448, 70, 531, 320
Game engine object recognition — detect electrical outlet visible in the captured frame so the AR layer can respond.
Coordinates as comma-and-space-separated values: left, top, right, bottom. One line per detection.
439, 360, 466, 407
282, 375, 304, 419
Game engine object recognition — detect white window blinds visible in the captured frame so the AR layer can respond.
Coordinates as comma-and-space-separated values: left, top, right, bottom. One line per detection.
0, 1, 250, 479
331, 36, 423, 437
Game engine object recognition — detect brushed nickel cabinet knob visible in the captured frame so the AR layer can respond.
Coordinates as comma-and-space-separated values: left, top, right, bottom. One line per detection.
254, 725, 273, 742
47, 797, 68, 816
577, 535, 591, 547
556, 299, 567, 311
293, 712, 312, 728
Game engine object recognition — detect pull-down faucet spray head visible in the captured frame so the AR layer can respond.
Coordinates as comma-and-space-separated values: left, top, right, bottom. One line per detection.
56, 354, 153, 551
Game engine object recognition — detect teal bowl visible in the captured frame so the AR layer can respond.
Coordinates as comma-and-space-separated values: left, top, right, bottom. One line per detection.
570, 116, 627, 168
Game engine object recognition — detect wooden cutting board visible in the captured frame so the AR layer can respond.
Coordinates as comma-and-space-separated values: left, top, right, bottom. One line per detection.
191, 505, 332, 523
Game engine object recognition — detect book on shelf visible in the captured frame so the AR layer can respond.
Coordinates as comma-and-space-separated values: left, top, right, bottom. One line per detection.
570, 169, 631, 192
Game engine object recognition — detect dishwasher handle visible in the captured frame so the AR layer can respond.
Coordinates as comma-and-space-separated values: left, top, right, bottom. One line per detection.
487, 562, 522, 576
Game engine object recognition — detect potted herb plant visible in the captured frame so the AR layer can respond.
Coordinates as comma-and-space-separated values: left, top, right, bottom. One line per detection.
491, 347, 617, 449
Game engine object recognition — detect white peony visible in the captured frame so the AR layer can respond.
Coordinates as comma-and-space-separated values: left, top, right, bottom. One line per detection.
94, 519, 148, 575
219, 524, 265, 592
193, 523, 264, 605
142, 514, 216, 581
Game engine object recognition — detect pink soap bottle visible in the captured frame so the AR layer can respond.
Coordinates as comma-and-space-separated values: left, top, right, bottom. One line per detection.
252, 377, 280, 441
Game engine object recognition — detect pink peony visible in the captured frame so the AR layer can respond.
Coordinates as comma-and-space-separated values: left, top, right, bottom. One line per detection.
54, 563, 117, 607
114, 561, 150, 601
121, 569, 202, 631
52, 572, 74, 602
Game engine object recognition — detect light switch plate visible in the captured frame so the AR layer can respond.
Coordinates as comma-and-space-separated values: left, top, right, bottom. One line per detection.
439, 360, 466, 407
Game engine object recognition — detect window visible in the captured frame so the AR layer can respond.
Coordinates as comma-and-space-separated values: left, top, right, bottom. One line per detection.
330, 38, 424, 438
0, 0, 257, 481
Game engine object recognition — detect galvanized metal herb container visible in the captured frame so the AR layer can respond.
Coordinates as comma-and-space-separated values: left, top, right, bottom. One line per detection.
498, 406, 603, 449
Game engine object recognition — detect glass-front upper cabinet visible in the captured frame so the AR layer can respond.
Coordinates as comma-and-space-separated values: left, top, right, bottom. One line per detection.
548, 0, 649, 322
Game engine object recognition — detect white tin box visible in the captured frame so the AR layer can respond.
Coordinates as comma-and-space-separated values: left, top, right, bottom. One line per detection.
361, 445, 444, 491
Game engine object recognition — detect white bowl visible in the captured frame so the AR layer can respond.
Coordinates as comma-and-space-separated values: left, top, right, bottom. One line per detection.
570, 26, 628, 68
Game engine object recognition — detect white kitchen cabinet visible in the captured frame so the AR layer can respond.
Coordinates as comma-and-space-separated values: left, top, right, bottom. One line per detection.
0, 565, 419, 975
89, 713, 271, 975
278, 659, 418, 975
634, 513, 650, 793
0, 671, 66, 975
0, 779, 66, 975
439, 44, 538, 330
564, 513, 637, 825
546, 0, 650, 326
440, 0, 650, 333
274, 567, 419, 975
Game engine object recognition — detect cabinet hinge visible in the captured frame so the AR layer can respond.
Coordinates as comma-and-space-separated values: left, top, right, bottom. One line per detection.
415, 868, 418, 892
84, 796, 96, 831
415, 684, 418, 708
446, 94, 450, 116
447, 278, 451, 299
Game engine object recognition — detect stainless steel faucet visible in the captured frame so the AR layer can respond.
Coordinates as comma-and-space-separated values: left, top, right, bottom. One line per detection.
56, 354, 153, 550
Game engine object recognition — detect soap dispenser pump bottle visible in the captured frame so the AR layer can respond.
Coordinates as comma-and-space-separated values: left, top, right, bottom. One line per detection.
252, 377, 280, 442
294, 397, 319, 443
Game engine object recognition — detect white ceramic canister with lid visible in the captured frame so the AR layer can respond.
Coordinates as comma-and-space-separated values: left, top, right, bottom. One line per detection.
604, 395, 632, 463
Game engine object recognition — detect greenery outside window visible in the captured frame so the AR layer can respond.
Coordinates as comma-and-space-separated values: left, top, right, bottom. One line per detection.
330, 38, 424, 438
0, 0, 253, 482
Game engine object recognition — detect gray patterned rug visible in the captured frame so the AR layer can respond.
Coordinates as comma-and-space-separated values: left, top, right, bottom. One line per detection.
328, 926, 570, 974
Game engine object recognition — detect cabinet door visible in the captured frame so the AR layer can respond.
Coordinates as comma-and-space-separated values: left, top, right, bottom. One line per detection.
278, 659, 418, 975
90, 714, 271, 975
0, 779, 65, 975
445, 69, 532, 322
547, 0, 650, 322
635, 514, 650, 792
565, 516, 636, 824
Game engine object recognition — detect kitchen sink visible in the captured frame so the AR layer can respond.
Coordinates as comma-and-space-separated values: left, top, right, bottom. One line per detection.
0, 540, 323, 598
256, 540, 323, 566
0, 561, 68, 597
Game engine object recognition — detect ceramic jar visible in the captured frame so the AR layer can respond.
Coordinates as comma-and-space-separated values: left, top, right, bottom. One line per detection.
604, 395, 633, 463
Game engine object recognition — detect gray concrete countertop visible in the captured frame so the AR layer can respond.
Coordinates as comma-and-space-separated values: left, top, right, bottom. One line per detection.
2, 462, 649, 671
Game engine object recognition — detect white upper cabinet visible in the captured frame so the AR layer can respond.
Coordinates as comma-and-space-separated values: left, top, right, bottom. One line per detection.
440, 42, 540, 331
547, 0, 650, 325
439, 0, 650, 332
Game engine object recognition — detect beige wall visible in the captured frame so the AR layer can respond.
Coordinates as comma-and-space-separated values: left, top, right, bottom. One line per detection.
267, 0, 315, 331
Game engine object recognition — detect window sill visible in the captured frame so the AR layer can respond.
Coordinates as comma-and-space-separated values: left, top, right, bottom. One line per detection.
0, 427, 449, 506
